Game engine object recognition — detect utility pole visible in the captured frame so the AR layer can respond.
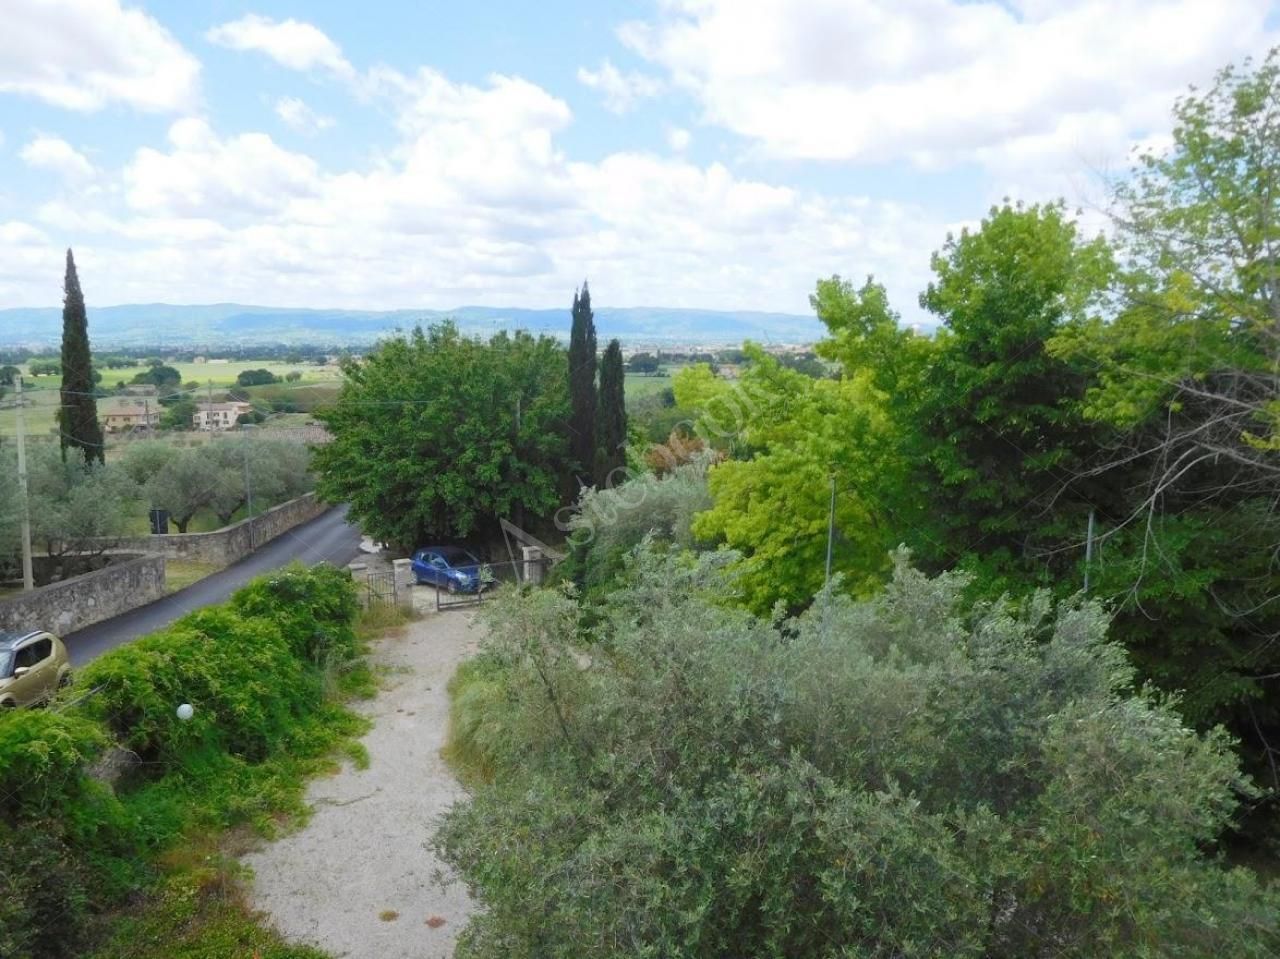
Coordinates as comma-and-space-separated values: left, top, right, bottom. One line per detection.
825, 473, 836, 590
241, 424, 255, 549
1084, 509, 1096, 595
15, 376, 34, 591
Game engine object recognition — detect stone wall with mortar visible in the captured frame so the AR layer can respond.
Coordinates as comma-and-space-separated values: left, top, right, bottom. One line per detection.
101, 493, 328, 567
0, 553, 166, 636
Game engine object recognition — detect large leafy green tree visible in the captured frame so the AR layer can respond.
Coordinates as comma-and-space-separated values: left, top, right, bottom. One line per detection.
916, 202, 1114, 585
568, 283, 597, 483
1049, 49, 1280, 806
670, 278, 931, 613
315, 322, 572, 546
594, 338, 627, 487
58, 249, 104, 465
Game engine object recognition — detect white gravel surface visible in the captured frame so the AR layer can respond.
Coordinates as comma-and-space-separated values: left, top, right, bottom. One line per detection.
244, 607, 479, 958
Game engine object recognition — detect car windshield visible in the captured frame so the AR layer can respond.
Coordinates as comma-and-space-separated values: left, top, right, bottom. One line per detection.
437, 547, 479, 567
0, 650, 11, 678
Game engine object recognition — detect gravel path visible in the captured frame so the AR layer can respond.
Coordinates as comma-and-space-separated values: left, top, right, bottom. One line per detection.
244, 608, 479, 958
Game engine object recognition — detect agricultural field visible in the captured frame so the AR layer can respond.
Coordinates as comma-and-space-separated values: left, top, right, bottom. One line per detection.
0, 359, 345, 443
624, 363, 686, 405
0, 381, 61, 438
112, 360, 342, 390
624, 371, 673, 401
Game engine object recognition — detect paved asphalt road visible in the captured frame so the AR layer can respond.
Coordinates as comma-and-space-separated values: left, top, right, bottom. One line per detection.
65, 506, 364, 665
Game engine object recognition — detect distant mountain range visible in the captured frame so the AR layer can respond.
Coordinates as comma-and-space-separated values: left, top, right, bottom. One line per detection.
0, 303, 824, 348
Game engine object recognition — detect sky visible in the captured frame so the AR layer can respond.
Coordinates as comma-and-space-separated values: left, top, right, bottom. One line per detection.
0, 0, 1278, 324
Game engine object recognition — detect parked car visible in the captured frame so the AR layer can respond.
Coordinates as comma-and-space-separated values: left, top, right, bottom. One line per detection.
0, 630, 72, 708
410, 546, 490, 593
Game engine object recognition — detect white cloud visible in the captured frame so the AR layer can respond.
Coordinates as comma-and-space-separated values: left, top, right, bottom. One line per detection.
0, 63, 952, 317
207, 14, 354, 79
124, 118, 321, 219
274, 96, 335, 134
667, 127, 691, 152
621, 0, 1279, 170
20, 136, 95, 182
577, 59, 664, 113
0, 0, 199, 112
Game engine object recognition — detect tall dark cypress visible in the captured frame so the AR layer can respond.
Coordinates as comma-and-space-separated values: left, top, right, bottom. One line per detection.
568, 281, 597, 483
59, 248, 104, 465
595, 338, 627, 487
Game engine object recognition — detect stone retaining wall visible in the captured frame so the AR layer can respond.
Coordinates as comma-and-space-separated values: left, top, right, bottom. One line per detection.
0, 553, 166, 636
104, 493, 328, 566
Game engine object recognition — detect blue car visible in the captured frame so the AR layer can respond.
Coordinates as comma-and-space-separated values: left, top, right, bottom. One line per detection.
411, 546, 488, 593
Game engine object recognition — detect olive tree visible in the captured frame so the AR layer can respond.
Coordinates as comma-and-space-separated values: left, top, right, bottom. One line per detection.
436, 547, 1280, 958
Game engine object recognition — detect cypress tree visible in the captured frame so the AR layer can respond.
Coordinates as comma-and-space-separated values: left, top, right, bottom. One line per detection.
568, 281, 597, 483
595, 338, 627, 487
59, 248, 104, 465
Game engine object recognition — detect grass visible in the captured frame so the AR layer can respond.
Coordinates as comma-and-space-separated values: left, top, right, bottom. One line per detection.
85, 861, 330, 959
625, 369, 677, 401
0, 382, 60, 438
165, 560, 224, 594
109, 361, 342, 391
441, 653, 511, 788
0, 359, 343, 444
121, 499, 269, 536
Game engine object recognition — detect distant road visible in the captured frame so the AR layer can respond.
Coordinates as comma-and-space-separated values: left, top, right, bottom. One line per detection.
66, 506, 363, 664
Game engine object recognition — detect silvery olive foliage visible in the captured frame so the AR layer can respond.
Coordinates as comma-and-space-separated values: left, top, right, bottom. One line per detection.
436, 546, 1279, 958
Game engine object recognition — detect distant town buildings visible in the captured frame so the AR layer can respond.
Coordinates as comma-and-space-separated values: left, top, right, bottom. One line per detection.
101, 400, 160, 433
193, 401, 253, 431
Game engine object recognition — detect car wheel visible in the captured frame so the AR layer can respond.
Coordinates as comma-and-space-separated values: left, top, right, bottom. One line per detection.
447, 579, 459, 594
0, 700, 15, 708
58, 671, 72, 689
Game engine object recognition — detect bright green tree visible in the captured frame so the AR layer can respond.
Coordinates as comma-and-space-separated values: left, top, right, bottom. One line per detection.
916, 202, 1114, 584
594, 338, 627, 487
159, 396, 196, 430
568, 282, 597, 483
671, 279, 930, 613
315, 322, 572, 546
58, 249, 104, 465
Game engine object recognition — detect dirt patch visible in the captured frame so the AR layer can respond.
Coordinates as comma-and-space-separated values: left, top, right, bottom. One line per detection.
244, 610, 480, 958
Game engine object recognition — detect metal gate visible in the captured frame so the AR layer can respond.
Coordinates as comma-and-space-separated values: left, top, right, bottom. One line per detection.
434, 557, 548, 611
365, 568, 397, 607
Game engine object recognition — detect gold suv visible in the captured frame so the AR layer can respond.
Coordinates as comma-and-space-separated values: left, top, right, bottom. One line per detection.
0, 630, 72, 708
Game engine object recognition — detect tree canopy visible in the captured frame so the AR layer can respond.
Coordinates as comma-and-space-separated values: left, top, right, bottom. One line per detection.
314, 322, 572, 547
58, 249, 104, 465
594, 338, 627, 487
568, 283, 598, 482
439, 547, 1280, 957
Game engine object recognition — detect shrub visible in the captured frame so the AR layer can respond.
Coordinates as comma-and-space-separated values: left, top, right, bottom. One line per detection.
79, 608, 318, 764
0, 564, 365, 958
436, 547, 1280, 957
231, 562, 359, 664
0, 713, 138, 959
559, 456, 714, 597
